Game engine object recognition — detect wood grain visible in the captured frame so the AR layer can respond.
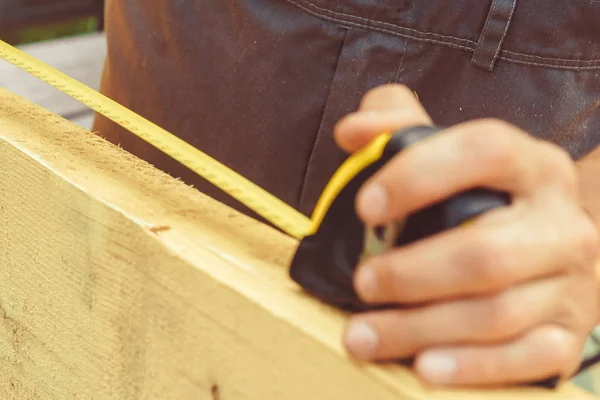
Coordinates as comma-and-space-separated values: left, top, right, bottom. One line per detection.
0, 88, 596, 399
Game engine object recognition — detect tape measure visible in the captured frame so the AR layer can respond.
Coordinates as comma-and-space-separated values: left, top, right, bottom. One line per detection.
1, 39, 577, 389
0, 39, 312, 239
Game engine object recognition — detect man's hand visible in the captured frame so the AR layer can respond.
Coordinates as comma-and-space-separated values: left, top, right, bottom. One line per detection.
334, 84, 600, 387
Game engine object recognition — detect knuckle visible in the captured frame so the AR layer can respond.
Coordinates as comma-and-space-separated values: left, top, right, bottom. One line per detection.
548, 348, 574, 376
379, 83, 415, 98
467, 234, 516, 288
360, 84, 416, 109
363, 256, 412, 302
482, 293, 525, 336
381, 261, 409, 298
539, 143, 578, 190
542, 329, 577, 371
572, 215, 600, 265
562, 276, 599, 330
476, 361, 503, 383
477, 118, 517, 133
379, 154, 436, 205
459, 119, 519, 170
398, 168, 435, 200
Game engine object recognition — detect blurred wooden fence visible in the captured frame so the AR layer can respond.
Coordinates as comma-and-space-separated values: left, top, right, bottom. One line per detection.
0, 0, 104, 44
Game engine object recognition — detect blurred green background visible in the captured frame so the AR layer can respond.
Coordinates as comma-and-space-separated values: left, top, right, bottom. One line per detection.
3, 15, 101, 46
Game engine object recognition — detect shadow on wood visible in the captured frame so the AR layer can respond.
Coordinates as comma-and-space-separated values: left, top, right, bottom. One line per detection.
0, 89, 596, 399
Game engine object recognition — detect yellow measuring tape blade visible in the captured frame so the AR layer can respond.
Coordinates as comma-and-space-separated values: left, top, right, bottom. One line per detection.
0, 39, 311, 239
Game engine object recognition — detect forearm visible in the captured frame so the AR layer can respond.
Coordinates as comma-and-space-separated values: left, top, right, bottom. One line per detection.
576, 145, 600, 322
577, 146, 600, 225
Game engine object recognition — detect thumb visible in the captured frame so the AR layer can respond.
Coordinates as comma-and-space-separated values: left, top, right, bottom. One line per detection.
334, 84, 433, 153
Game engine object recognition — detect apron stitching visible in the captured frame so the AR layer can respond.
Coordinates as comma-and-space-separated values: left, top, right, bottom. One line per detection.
286, 0, 476, 45
286, 0, 600, 68
503, 49, 600, 63
492, 0, 517, 64
497, 57, 600, 70
472, 0, 499, 66
472, 0, 517, 70
286, 1, 475, 51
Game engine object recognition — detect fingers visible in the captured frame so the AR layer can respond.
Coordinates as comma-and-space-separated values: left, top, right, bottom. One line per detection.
343, 276, 565, 361
355, 118, 578, 227
414, 325, 581, 386
353, 205, 578, 305
334, 83, 597, 388
334, 84, 432, 153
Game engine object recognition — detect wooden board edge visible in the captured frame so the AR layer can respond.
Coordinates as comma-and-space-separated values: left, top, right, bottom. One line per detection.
0, 88, 596, 399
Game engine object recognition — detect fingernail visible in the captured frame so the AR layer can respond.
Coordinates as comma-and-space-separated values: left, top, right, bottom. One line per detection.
344, 321, 379, 360
417, 352, 457, 384
355, 266, 378, 301
358, 183, 388, 222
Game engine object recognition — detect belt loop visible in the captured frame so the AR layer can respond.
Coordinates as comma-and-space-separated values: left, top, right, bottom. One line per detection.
472, 0, 517, 71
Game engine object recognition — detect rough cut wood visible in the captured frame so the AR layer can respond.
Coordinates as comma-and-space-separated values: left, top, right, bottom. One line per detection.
0, 88, 596, 399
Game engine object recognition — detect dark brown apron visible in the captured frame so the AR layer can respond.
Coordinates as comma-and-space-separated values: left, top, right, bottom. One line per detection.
94, 0, 600, 223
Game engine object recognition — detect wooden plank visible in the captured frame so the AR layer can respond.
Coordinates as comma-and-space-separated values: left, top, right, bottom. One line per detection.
0, 32, 106, 130
0, 88, 596, 399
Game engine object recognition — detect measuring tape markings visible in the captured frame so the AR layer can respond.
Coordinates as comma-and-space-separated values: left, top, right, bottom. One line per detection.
0, 40, 312, 239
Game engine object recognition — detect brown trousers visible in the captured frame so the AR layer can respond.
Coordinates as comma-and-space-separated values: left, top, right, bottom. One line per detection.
94, 0, 600, 221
